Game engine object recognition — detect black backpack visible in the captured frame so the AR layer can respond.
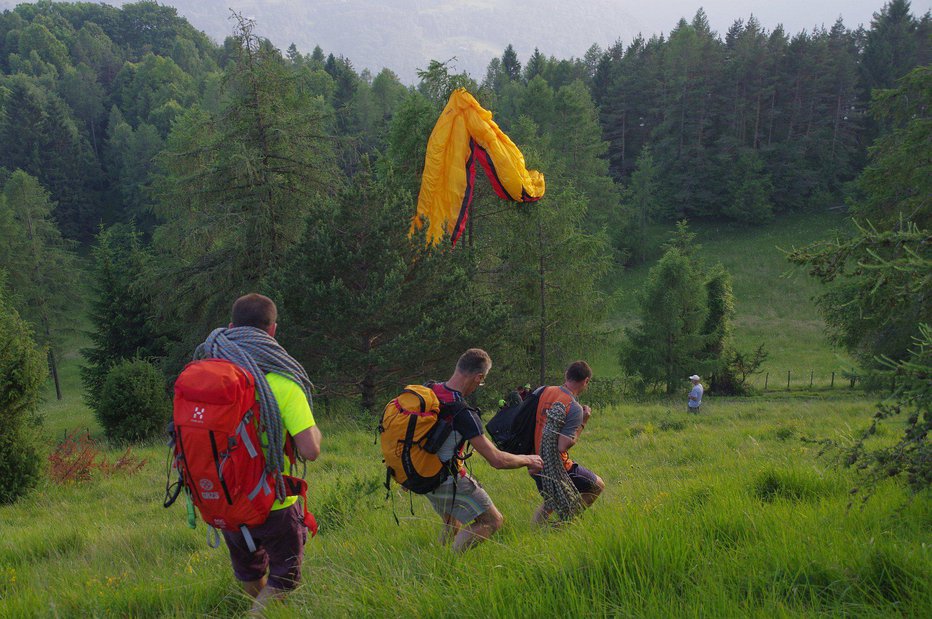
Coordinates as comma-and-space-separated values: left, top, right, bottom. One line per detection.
485, 388, 541, 455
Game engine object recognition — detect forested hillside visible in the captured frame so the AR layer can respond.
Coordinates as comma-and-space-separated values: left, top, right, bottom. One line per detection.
0, 0, 927, 405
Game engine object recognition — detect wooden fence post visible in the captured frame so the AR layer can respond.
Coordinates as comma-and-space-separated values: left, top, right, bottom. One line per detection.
787, 370, 791, 391
764, 372, 769, 390
831, 372, 835, 388
810, 370, 813, 389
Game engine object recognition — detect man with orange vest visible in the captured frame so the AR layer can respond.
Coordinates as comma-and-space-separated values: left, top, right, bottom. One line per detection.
531, 360, 605, 525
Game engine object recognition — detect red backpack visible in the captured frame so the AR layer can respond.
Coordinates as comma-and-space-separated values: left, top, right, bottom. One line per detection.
166, 359, 317, 549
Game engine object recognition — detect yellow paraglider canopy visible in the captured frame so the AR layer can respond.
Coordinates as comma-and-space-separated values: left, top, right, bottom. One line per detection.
411, 88, 545, 246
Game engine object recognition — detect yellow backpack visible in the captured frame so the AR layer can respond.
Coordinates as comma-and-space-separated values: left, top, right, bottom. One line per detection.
379, 384, 457, 494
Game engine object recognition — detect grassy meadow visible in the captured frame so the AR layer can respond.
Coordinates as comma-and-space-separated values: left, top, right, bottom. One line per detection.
596, 211, 855, 387
2, 212, 929, 617
2, 386, 929, 617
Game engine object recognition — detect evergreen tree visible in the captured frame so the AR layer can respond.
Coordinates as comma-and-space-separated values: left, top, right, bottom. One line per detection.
550, 80, 620, 233
0, 271, 46, 504
0, 74, 103, 240
861, 0, 923, 94
473, 121, 612, 385
851, 65, 930, 228
104, 106, 163, 233
524, 48, 545, 82
482, 57, 508, 95
622, 243, 707, 393
788, 67, 931, 367
0, 171, 81, 399
275, 163, 502, 410
81, 223, 172, 410
723, 149, 774, 223
501, 44, 521, 81
652, 11, 724, 218
624, 145, 660, 263
385, 90, 436, 196
152, 15, 336, 360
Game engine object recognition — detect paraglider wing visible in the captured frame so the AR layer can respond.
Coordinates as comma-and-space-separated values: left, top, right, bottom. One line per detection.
411, 88, 545, 246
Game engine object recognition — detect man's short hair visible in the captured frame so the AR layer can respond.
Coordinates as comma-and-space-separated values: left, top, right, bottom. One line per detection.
566, 360, 592, 383
456, 348, 491, 376
231, 293, 277, 329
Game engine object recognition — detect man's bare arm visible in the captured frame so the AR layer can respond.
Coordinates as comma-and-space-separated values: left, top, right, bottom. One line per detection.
470, 435, 543, 474
292, 425, 321, 461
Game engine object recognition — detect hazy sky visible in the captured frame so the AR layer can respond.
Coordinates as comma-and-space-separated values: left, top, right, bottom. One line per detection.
3, 1, 929, 81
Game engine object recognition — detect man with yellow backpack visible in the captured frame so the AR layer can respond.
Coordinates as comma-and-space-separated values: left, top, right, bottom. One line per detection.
380, 349, 542, 552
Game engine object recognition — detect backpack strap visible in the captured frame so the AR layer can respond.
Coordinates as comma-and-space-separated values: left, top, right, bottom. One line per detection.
283, 474, 318, 537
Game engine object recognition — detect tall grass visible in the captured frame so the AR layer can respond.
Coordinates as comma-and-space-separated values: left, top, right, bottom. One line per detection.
3, 211, 926, 617
2, 392, 928, 617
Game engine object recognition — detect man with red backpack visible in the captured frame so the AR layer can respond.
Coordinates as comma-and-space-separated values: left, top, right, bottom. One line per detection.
182, 293, 321, 611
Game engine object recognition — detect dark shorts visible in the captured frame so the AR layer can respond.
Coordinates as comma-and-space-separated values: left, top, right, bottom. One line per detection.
221, 503, 308, 590
533, 463, 601, 496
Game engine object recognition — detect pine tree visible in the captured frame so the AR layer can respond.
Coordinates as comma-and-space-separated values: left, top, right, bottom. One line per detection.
723, 149, 774, 224
0, 74, 102, 241
0, 171, 81, 399
501, 44, 521, 81
788, 66, 931, 367
524, 48, 545, 82
622, 244, 707, 393
81, 223, 172, 409
275, 163, 502, 410
624, 145, 660, 263
151, 15, 336, 359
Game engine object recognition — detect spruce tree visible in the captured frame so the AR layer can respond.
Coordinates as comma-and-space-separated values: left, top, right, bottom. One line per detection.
81, 223, 172, 410
622, 245, 707, 393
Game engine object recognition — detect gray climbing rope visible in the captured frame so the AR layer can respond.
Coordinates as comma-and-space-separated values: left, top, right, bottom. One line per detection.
539, 401, 583, 522
194, 326, 314, 500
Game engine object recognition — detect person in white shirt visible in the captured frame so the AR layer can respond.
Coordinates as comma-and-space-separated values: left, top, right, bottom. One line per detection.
687, 374, 703, 413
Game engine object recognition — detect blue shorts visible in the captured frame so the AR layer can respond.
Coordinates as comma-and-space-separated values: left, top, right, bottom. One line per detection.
533, 462, 600, 495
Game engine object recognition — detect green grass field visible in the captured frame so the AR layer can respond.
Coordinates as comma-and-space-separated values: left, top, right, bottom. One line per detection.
2, 212, 929, 617
595, 212, 855, 389
2, 385, 929, 617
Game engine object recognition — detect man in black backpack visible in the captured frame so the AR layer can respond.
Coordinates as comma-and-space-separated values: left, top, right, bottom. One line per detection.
530, 361, 604, 525
424, 349, 543, 552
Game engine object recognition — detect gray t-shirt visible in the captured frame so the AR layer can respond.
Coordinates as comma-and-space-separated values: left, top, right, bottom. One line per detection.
533, 385, 584, 438
688, 384, 704, 408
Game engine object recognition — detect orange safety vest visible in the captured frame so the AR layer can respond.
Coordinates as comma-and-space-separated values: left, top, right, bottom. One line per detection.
533, 386, 576, 471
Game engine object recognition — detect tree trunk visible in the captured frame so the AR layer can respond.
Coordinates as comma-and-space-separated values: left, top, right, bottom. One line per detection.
753, 91, 762, 149
537, 218, 547, 386
48, 346, 62, 401
361, 335, 375, 411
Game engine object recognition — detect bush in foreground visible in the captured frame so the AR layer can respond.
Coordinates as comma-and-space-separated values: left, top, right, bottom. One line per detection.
96, 359, 171, 444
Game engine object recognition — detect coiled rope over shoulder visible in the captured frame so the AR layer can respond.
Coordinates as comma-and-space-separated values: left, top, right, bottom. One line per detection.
194, 326, 314, 500
539, 401, 583, 522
